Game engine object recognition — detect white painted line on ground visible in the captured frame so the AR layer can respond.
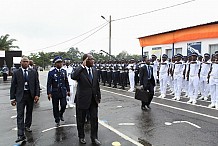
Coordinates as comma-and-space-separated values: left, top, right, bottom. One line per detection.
117, 106, 123, 108
118, 123, 135, 126
101, 89, 218, 121
164, 122, 172, 126
99, 120, 143, 146
42, 124, 77, 133
102, 87, 215, 110
159, 96, 214, 110
172, 121, 201, 129
112, 141, 121, 146
40, 84, 46, 89
12, 127, 17, 131
11, 115, 17, 119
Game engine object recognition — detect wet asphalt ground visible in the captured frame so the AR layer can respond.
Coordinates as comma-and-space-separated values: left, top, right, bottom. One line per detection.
0, 71, 218, 146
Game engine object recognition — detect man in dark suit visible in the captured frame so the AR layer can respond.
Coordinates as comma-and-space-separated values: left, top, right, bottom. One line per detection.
10, 57, 40, 143
72, 54, 101, 145
47, 56, 70, 126
140, 56, 155, 110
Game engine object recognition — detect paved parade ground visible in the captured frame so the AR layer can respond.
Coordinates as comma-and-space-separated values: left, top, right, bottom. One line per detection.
1, 71, 218, 146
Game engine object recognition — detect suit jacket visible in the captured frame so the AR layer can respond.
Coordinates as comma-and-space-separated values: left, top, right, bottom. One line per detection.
10, 68, 40, 103
140, 64, 156, 87
71, 65, 101, 109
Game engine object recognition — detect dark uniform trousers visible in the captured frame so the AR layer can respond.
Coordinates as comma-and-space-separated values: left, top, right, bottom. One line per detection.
119, 72, 125, 89
17, 90, 34, 136
101, 71, 107, 85
3, 73, 7, 81
52, 90, 67, 123
135, 70, 139, 85
141, 80, 154, 107
97, 70, 101, 82
107, 71, 112, 86
76, 97, 98, 139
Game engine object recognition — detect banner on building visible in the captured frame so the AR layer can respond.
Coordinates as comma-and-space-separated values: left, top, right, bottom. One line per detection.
13, 57, 21, 64
0, 51, 5, 57
187, 42, 201, 56
152, 47, 162, 59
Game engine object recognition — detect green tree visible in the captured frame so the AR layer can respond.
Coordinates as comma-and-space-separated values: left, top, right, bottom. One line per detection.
0, 34, 19, 51
67, 47, 82, 61
116, 50, 129, 60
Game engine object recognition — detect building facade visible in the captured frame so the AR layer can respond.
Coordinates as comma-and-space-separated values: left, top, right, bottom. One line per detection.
138, 21, 218, 58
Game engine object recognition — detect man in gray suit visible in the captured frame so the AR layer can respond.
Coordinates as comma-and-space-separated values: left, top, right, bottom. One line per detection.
10, 57, 40, 143
72, 54, 101, 145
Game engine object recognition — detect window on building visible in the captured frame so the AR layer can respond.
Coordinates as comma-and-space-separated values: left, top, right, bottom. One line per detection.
152, 47, 162, 58
175, 48, 182, 54
166, 49, 172, 59
144, 52, 149, 58
209, 44, 218, 55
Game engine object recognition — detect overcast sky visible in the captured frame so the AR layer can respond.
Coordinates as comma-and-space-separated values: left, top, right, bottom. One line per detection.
0, 0, 218, 56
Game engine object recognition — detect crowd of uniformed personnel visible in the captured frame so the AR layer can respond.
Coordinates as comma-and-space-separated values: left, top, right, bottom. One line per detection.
66, 51, 218, 109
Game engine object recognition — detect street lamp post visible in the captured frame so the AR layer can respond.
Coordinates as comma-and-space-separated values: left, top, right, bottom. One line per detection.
101, 15, 112, 60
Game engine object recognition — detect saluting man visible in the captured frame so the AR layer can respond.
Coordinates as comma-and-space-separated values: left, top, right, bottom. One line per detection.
72, 54, 101, 145
47, 56, 70, 127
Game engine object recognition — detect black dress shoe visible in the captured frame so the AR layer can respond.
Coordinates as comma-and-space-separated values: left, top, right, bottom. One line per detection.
15, 135, 26, 143
141, 106, 146, 110
91, 139, 101, 145
145, 105, 151, 110
79, 138, 86, 144
25, 127, 32, 132
56, 122, 60, 127
60, 116, 64, 121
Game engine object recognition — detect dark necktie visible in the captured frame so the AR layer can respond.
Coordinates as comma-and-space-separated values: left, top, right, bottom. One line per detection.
24, 69, 29, 90
88, 68, 93, 81
148, 66, 151, 79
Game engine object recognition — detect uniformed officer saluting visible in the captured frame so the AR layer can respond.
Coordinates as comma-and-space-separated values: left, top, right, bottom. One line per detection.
47, 56, 70, 127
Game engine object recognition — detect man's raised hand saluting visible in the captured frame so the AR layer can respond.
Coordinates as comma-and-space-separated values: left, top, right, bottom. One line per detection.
82, 57, 88, 67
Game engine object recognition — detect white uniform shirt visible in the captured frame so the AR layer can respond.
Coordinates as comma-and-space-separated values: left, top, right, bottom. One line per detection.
174, 61, 183, 77
210, 63, 218, 85
200, 62, 211, 77
159, 61, 169, 76
189, 62, 200, 77
151, 60, 159, 75
63, 65, 74, 85
210, 63, 218, 78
